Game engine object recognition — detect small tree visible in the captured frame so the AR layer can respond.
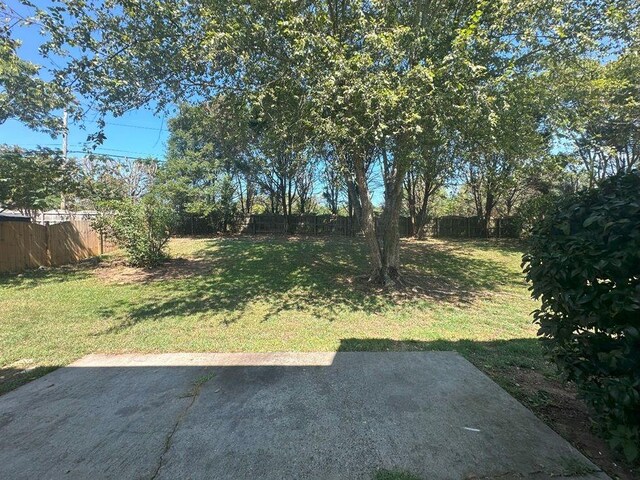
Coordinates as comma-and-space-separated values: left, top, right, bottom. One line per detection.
523, 171, 640, 462
81, 155, 158, 203
100, 195, 176, 268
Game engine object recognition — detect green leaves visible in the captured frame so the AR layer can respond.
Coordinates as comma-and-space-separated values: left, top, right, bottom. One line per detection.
100, 194, 176, 268
523, 171, 640, 463
0, 146, 80, 214
0, 33, 70, 133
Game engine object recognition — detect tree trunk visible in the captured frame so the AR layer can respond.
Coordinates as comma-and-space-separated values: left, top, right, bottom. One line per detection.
414, 186, 431, 240
353, 154, 383, 279
346, 178, 362, 236
246, 181, 254, 215
280, 182, 289, 233
413, 176, 435, 239
354, 150, 407, 286
405, 172, 417, 237
380, 176, 403, 283
482, 191, 495, 237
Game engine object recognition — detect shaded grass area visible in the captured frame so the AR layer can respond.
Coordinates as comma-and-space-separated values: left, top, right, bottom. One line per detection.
373, 469, 422, 480
3, 236, 637, 478
1, 236, 541, 394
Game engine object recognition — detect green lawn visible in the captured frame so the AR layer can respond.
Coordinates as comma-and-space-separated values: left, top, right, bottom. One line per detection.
0, 235, 546, 395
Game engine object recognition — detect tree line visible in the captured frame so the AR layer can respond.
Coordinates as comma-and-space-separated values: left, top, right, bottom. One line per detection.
0, 0, 638, 284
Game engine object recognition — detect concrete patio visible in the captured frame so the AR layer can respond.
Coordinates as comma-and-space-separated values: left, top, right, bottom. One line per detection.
0, 352, 607, 479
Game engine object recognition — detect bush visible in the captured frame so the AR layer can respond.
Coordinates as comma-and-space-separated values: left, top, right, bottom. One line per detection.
100, 195, 176, 268
522, 171, 640, 463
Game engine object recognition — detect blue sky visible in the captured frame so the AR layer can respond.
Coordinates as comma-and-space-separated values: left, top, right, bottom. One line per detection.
0, 4, 171, 161
0, 114, 170, 161
1, 4, 388, 203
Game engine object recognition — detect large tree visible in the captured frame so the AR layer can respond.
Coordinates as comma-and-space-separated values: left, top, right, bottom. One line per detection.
24, 0, 639, 284
155, 100, 254, 231
404, 127, 457, 238
553, 52, 640, 187
459, 76, 551, 235
82, 155, 158, 204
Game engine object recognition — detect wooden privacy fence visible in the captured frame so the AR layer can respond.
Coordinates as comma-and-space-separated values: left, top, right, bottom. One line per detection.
242, 214, 412, 237
0, 220, 116, 273
433, 216, 520, 238
240, 214, 518, 238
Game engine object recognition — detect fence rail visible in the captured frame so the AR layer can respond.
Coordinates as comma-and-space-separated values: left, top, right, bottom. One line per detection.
243, 214, 362, 236
0, 220, 116, 273
433, 216, 519, 238
240, 214, 518, 238
241, 214, 413, 237
0, 214, 518, 273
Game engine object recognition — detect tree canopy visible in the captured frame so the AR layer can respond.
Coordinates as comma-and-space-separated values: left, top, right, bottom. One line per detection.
5, 0, 639, 282
0, 146, 79, 215
0, 2, 71, 133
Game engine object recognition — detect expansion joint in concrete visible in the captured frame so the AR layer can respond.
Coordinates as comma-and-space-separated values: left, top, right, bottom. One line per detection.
149, 370, 215, 480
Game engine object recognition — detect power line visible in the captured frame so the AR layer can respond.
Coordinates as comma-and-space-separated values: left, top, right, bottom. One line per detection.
9, 143, 161, 157
84, 119, 168, 132
152, 116, 166, 148
15, 143, 61, 147
68, 150, 161, 161
87, 146, 153, 156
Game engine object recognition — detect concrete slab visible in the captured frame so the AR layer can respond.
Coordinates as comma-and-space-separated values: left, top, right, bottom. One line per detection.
0, 352, 608, 480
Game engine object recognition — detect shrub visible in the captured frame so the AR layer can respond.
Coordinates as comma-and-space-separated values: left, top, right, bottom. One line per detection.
100, 195, 176, 268
522, 171, 640, 463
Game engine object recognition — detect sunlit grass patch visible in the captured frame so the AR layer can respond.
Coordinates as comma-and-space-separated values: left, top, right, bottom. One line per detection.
0, 235, 541, 395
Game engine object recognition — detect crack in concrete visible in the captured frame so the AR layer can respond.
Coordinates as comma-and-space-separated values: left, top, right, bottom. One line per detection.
149, 371, 214, 480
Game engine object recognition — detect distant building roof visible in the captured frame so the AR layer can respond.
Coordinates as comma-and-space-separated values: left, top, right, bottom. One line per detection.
0, 211, 31, 222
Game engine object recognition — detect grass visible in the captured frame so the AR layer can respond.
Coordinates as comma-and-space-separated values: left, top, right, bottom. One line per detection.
0, 235, 546, 395
3, 235, 637, 478
373, 469, 422, 480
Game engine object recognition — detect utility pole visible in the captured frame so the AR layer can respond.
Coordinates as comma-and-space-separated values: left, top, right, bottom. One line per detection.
62, 109, 68, 159
60, 109, 68, 210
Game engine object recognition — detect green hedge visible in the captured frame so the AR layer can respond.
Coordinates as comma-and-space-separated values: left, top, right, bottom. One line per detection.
523, 171, 640, 463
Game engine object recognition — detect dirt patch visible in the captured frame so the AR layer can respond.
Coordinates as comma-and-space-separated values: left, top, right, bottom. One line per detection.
94, 257, 213, 284
508, 367, 638, 480
343, 268, 493, 307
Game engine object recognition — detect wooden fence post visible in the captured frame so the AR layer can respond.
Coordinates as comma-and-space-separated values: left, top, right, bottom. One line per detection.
44, 222, 51, 267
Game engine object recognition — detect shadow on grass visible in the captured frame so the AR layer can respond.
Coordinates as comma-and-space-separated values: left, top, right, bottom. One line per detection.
0, 338, 545, 398
428, 237, 526, 254
337, 337, 548, 375
0, 365, 61, 397
400, 240, 523, 298
93, 236, 524, 332
0, 258, 99, 290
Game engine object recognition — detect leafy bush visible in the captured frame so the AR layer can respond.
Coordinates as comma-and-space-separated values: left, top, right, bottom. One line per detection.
523, 171, 640, 463
99, 195, 176, 268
